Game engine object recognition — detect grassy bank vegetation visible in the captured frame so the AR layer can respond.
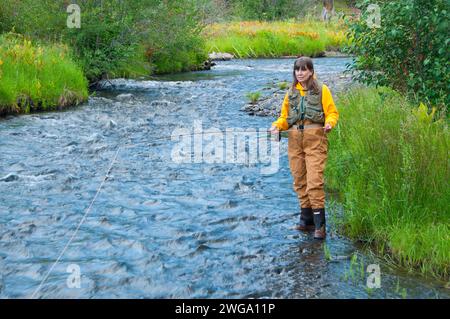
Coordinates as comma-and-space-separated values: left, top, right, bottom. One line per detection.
0, 34, 88, 115
204, 20, 348, 58
326, 87, 449, 280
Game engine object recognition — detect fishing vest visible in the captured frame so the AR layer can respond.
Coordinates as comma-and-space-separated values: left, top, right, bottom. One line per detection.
286, 82, 324, 127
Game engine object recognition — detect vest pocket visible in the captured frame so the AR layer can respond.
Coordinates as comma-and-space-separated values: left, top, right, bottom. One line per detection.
287, 94, 301, 126
287, 107, 300, 126
305, 106, 324, 123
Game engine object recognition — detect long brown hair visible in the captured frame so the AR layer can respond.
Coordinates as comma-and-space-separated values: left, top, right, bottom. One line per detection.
292, 57, 320, 94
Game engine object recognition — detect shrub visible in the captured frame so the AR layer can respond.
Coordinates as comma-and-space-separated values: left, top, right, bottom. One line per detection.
344, 0, 449, 114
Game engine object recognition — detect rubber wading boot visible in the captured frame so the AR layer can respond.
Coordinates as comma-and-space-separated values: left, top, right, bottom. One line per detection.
313, 208, 326, 239
295, 207, 315, 231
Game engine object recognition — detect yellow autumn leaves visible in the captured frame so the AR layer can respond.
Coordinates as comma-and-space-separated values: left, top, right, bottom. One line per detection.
0, 36, 70, 71
3, 39, 45, 70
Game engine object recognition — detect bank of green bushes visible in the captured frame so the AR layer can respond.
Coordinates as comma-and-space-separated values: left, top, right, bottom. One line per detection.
0, 34, 88, 115
203, 0, 354, 22
143, 0, 208, 74
326, 87, 449, 280
225, 0, 319, 21
345, 0, 449, 113
0, 0, 207, 82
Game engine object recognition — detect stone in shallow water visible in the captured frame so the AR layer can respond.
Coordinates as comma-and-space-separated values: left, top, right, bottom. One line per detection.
116, 93, 134, 102
0, 173, 19, 182
103, 119, 117, 130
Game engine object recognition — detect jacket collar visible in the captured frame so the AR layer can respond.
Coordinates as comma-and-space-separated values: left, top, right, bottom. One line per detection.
296, 82, 308, 92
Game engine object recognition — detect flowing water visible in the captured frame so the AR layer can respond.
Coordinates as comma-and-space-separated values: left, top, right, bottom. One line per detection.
0, 58, 448, 299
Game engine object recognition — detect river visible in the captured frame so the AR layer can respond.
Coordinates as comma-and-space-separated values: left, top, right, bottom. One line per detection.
0, 58, 448, 298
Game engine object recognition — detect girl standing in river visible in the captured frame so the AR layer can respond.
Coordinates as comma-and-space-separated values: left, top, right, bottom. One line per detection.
269, 57, 339, 239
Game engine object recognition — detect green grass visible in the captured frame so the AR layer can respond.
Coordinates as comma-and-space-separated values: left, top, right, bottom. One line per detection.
277, 81, 290, 90
326, 87, 450, 280
203, 20, 348, 58
0, 33, 88, 115
323, 243, 332, 261
246, 91, 262, 104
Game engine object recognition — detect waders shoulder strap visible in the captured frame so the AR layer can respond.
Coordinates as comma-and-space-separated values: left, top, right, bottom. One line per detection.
318, 81, 323, 107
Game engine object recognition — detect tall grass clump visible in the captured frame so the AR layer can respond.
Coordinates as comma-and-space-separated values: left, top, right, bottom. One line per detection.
246, 91, 261, 104
326, 87, 449, 280
0, 34, 88, 115
204, 20, 348, 58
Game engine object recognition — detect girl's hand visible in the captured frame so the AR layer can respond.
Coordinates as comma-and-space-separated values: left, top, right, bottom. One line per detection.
269, 125, 280, 142
324, 123, 332, 133
269, 125, 279, 133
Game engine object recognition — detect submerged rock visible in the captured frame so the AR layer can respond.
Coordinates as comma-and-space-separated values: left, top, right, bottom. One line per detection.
107, 119, 117, 129
89, 96, 114, 104
116, 93, 135, 102
200, 59, 216, 70
0, 173, 19, 182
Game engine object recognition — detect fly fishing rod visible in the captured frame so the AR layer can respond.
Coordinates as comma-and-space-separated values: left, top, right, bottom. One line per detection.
116, 125, 325, 149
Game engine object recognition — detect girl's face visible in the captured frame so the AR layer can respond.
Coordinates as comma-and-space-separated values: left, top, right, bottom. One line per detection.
295, 67, 313, 83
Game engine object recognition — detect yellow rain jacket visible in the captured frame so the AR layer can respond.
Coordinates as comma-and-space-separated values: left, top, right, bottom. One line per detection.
272, 82, 339, 131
